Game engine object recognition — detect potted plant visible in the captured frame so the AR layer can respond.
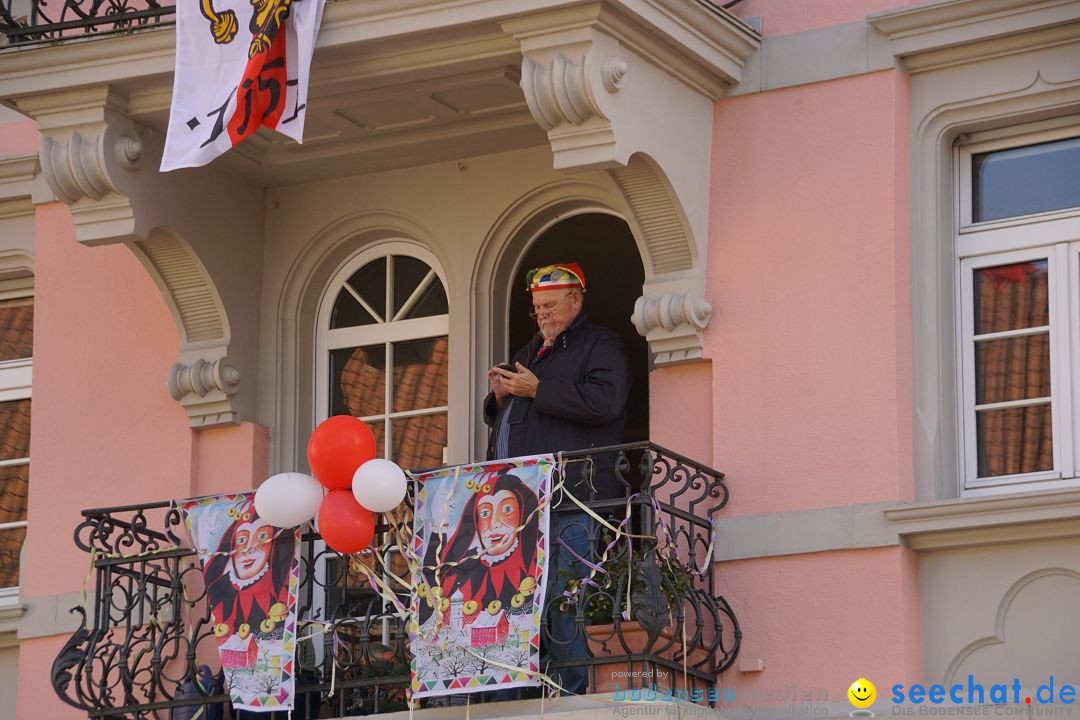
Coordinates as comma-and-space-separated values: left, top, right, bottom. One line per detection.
560, 544, 703, 692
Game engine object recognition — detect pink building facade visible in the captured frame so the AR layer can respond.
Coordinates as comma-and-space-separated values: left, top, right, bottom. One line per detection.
1, 0, 1079, 717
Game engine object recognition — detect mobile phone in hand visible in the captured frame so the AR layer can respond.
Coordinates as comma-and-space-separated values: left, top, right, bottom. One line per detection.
495, 362, 515, 372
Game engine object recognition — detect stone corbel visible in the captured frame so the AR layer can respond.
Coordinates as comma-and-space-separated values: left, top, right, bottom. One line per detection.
632, 291, 713, 365
504, 8, 627, 172
503, 2, 758, 172
13, 86, 254, 429
16, 86, 144, 245
167, 354, 241, 428
515, 27, 625, 170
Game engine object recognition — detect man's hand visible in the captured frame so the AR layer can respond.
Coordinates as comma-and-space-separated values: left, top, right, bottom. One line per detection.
488, 366, 510, 408
494, 362, 539, 399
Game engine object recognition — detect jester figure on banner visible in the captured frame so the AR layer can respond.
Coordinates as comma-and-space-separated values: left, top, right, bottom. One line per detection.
181, 492, 301, 713
409, 457, 554, 698
161, 0, 326, 171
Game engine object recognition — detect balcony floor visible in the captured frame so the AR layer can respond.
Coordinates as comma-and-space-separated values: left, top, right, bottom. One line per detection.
368, 693, 726, 720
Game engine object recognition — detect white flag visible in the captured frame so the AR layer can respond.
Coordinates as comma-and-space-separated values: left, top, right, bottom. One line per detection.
161, 0, 325, 172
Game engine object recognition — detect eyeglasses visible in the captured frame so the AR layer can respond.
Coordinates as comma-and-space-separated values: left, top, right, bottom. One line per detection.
528, 291, 575, 320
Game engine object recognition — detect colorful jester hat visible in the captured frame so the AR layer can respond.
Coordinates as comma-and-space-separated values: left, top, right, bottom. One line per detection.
526, 262, 586, 293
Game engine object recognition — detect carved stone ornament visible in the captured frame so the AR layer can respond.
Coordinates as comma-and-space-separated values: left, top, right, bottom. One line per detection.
167, 357, 240, 400
39, 132, 117, 205
15, 88, 144, 244
632, 292, 713, 365
167, 357, 241, 428
632, 292, 711, 336
520, 50, 626, 131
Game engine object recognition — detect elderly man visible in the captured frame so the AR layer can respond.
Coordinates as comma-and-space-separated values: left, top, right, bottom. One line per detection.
483, 262, 632, 695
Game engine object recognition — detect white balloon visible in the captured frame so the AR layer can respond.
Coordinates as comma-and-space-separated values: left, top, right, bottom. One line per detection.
352, 459, 408, 513
255, 472, 324, 528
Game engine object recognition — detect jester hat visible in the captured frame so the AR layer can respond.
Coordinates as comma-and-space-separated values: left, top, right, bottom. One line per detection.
525, 262, 586, 293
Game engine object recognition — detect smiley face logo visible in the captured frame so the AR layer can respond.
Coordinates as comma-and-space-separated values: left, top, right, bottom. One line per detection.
848, 678, 876, 709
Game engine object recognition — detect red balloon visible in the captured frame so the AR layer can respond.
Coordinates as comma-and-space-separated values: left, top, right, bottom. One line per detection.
318, 490, 375, 554
308, 415, 377, 490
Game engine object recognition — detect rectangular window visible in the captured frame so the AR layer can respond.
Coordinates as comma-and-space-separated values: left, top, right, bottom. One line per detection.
0, 295, 31, 591
957, 123, 1080, 496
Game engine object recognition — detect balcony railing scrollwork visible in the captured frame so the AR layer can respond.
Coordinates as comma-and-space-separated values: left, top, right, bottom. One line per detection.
0, 0, 175, 48
51, 441, 740, 718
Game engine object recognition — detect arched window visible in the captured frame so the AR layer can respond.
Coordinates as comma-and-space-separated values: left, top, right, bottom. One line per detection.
316, 245, 449, 470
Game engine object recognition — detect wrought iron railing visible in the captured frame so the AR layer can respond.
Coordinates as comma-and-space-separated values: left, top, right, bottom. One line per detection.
0, 1, 748, 49
51, 442, 739, 718
0, 0, 175, 48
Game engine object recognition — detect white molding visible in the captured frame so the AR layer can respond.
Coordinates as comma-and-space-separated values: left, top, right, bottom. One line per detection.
15, 591, 89, 640
0, 589, 24, 635
868, 0, 1078, 39
0, 154, 37, 220
868, 0, 1080, 73
711, 502, 901, 561
718, 489, 1080, 558
886, 487, 1080, 550
0, 155, 36, 191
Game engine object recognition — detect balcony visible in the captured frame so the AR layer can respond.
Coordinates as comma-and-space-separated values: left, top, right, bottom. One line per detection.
0, 0, 175, 48
50, 442, 739, 718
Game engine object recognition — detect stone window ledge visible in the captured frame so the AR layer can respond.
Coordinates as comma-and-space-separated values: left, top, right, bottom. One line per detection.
886, 488, 1080, 551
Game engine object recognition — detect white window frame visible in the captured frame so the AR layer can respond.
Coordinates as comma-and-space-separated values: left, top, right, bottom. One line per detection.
956, 119, 1080, 497
311, 242, 448, 638
315, 242, 449, 463
0, 291, 31, 607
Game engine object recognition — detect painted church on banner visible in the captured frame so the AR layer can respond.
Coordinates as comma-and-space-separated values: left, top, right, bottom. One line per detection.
1, 0, 1080, 718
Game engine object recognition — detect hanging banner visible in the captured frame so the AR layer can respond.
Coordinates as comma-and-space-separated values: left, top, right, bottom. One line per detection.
181, 492, 301, 713
161, 0, 326, 171
409, 456, 553, 698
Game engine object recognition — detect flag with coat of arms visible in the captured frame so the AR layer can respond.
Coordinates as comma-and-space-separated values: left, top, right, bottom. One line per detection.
161, 0, 325, 171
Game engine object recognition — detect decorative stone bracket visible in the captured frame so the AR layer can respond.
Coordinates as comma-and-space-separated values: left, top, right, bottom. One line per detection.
632, 292, 713, 365
17, 87, 145, 246
503, 1, 759, 365
14, 86, 253, 429
167, 356, 241, 428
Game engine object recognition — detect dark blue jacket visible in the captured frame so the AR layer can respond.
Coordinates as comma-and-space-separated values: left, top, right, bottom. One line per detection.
484, 313, 632, 497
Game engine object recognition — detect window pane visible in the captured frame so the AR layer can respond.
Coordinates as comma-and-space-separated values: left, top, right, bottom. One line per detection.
973, 136, 1080, 222
330, 289, 375, 329
0, 297, 32, 362
392, 256, 429, 316
392, 413, 447, 470
975, 334, 1050, 405
973, 261, 1048, 335
366, 420, 385, 460
976, 404, 1053, 478
402, 280, 449, 320
392, 255, 447, 320
331, 345, 386, 418
0, 527, 25, 588
0, 399, 30, 461
0, 464, 28, 525
345, 257, 387, 323
392, 337, 448, 413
